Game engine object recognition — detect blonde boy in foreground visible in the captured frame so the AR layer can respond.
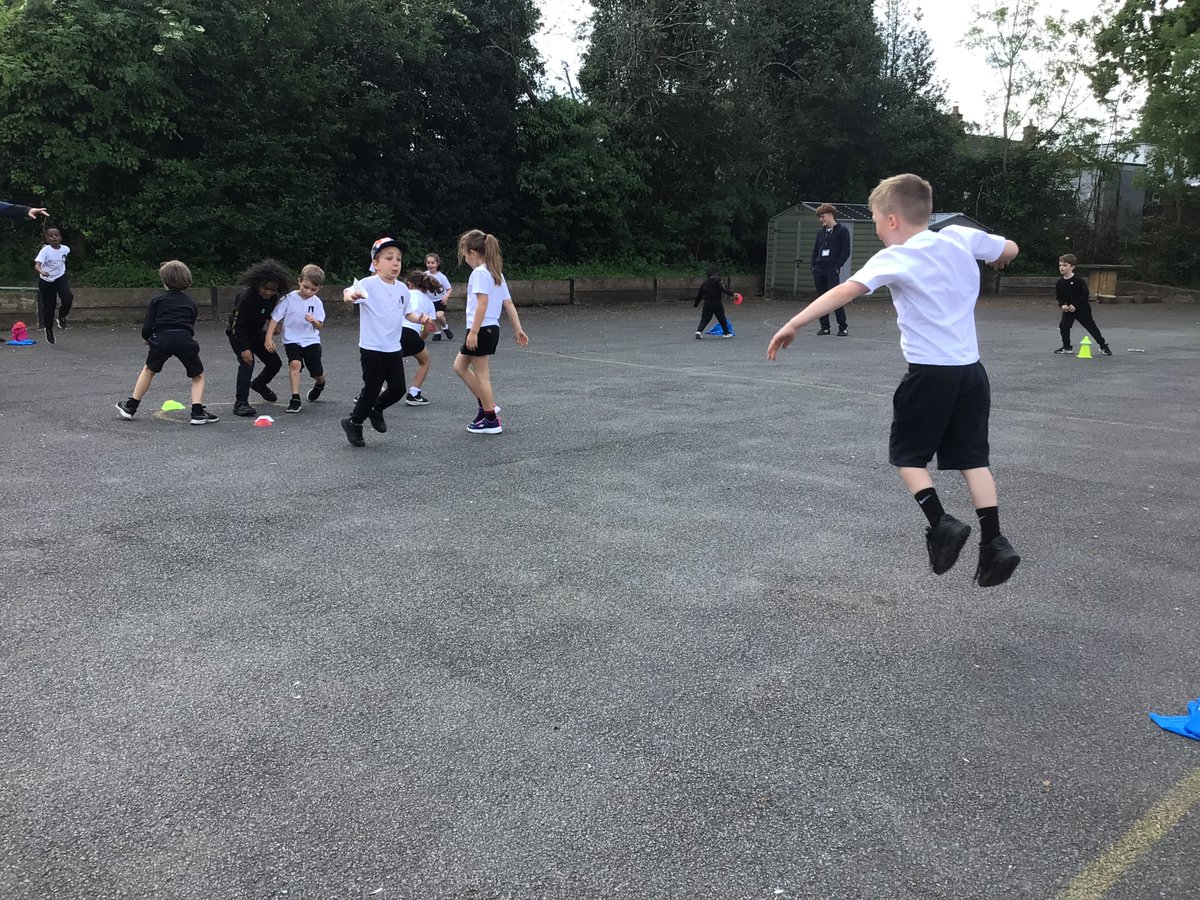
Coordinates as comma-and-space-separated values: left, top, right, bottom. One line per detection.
768, 174, 1021, 587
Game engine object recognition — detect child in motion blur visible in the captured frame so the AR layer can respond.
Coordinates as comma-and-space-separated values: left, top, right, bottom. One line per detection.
339, 237, 413, 447
227, 259, 291, 417
400, 270, 441, 405
454, 229, 529, 434
116, 260, 218, 425
1053, 254, 1112, 356
768, 174, 1022, 587
34, 226, 73, 343
693, 267, 735, 338
424, 252, 454, 342
265, 264, 327, 413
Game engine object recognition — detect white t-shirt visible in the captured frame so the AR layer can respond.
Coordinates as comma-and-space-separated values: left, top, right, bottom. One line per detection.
850, 225, 1008, 366
353, 275, 409, 351
271, 291, 325, 347
425, 270, 451, 303
35, 245, 70, 282
402, 289, 436, 333
465, 264, 510, 329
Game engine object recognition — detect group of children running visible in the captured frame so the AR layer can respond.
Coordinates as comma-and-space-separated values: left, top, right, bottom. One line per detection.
114, 228, 528, 442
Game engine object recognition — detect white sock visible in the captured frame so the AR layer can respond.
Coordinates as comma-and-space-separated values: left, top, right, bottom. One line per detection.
409, 387, 420, 397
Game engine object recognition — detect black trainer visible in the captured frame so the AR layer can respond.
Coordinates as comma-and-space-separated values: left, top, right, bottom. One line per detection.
307, 382, 324, 402
286, 397, 302, 413
56, 317, 68, 330
1054, 346, 1073, 354
233, 401, 257, 417
443, 328, 454, 340
45, 327, 55, 344
432, 332, 442, 341
925, 514, 972, 575
816, 328, 831, 336
1100, 344, 1113, 356
190, 407, 219, 425
694, 331, 703, 340
250, 379, 277, 403
837, 327, 848, 337
341, 417, 365, 447
404, 392, 430, 406
974, 535, 1021, 587
367, 409, 387, 433
115, 400, 136, 419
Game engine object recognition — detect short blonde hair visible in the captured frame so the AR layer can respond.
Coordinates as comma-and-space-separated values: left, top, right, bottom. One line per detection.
868, 174, 932, 226
299, 263, 325, 286
159, 260, 192, 290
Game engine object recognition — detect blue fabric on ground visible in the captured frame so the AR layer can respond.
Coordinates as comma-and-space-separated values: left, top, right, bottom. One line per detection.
6, 339, 36, 345
705, 323, 734, 336
1149, 698, 1200, 741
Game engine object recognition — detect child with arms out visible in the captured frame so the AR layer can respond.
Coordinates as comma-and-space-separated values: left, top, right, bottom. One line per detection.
116, 260, 218, 425
265, 264, 327, 413
768, 173, 1022, 587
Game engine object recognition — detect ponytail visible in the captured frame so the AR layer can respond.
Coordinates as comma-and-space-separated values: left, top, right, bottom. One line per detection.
457, 228, 504, 284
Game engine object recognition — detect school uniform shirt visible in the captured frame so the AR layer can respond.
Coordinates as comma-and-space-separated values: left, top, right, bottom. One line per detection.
35, 245, 70, 282
142, 290, 198, 340
272, 291, 325, 346
425, 270, 451, 303
402, 289, 436, 333
354, 275, 409, 351
850, 225, 1007, 366
1055, 274, 1090, 308
465, 264, 509, 329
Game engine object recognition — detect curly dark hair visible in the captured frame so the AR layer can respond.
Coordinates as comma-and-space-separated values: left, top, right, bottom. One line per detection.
237, 258, 293, 295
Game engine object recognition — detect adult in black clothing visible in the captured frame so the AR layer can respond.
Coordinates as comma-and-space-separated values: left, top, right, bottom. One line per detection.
0, 199, 49, 221
694, 268, 735, 338
1054, 253, 1111, 355
227, 259, 291, 416
811, 203, 851, 336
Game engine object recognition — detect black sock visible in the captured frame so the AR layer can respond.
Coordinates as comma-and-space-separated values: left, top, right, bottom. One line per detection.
191, 402, 204, 414
976, 506, 1000, 543
914, 488, 944, 526
126, 397, 140, 410
292, 393, 300, 400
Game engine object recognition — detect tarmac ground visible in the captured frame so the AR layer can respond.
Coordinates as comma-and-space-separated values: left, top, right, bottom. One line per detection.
2, 297, 1199, 899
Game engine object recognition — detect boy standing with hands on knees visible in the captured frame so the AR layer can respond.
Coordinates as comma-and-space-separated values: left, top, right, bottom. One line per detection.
768, 173, 1022, 587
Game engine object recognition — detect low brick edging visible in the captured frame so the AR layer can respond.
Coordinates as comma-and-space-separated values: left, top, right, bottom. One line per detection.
0, 274, 768, 324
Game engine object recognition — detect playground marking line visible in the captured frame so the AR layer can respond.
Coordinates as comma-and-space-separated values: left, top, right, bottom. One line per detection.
1054, 766, 1200, 900
519, 347, 1200, 435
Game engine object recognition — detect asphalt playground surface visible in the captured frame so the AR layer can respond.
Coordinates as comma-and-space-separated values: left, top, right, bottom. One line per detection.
2, 296, 1199, 900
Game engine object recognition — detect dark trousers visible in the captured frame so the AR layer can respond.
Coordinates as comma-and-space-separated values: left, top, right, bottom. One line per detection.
228, 331, 282, 403
38, 276, 73, 328
813, 268, 847, 329
696, 300, 731, 335
351, 348, 406, 423
1060, 305, 1106, 348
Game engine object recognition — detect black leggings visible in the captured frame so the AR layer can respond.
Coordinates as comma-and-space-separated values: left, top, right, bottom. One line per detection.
1060, 305, 1106, 347
228, 331, 282, 403
697, 301, 731, 335
351, 349, 406, 423
39, 276, 73, 327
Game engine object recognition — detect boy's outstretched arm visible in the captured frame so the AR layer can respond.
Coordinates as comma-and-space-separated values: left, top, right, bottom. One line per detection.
767, 280, 867, 360
989, 240, 1019, 270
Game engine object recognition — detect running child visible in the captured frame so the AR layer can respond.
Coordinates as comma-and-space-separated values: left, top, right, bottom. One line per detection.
453, 229, 529, 435
1054, 254, 1112, 356
340, 237, 411, 447
425, 252, 454, 341
401, 270, 441, 406
115, 260, 218, 425
768, 173, 1021, 587
34, 226, 73, 344
227, 259, 291, 417
265, 264, 327, 413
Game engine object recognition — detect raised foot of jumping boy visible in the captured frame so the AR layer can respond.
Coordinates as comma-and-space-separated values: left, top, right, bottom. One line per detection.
341, 417, 366, 447
307, 382, 324, 402
973, 535, 1021, 587
367, 410, 387, 433
116, 400, 136, 419
925, 514, 972, 575
250, 379, 278, 403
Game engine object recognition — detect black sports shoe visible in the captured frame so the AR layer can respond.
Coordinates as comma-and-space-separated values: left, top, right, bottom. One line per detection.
837, 327, 848, 337
341, 417, 365, 447
286, 397, 302, 413
443, 328, 453, 340
925, 514, 972, 575
307, 382, 324, 402
1054, 346, 1073, 354
404, 392, 430, 406
233, 401, 257, 417
1100, 344, 1113, 356
250, 379, 278, 403
56, 317, 67, 330
367, 409, 387, 433
816, 328, 831, 336
45, 327, 55, 344
974, 535, 1021, 587
432, 332, 442, 341
115, 400, 136, 419
190, 407, 219, 425
694, 331, 703, 340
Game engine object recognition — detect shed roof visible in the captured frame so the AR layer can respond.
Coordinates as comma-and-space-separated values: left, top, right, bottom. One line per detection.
772, 203, 989, 232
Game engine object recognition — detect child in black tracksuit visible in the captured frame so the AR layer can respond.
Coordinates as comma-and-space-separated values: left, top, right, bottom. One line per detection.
693, 268, 735, 338
227, 259, 291, 416
1054, 254, 1111, 356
